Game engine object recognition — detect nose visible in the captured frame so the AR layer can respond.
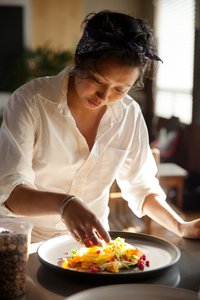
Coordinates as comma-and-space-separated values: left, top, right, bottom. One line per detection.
96, 86, 110, 101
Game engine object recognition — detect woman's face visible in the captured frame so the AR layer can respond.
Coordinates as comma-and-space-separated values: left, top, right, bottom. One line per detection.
73, 57, 140, 110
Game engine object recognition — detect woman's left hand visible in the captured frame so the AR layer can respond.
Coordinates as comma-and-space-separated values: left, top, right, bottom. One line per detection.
179, 218, 200, 239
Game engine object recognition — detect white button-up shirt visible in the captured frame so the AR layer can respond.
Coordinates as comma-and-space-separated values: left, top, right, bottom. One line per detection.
0, 66, 165, 241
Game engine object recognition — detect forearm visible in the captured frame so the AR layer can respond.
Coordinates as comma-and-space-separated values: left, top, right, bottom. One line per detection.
5, 184, 66, 216
142, 194, 185, 236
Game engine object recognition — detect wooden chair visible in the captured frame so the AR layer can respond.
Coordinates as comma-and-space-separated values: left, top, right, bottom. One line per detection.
108, 148, 160, 234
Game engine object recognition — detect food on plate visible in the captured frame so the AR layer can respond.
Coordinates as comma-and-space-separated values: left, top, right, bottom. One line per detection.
61, 237, 150, 273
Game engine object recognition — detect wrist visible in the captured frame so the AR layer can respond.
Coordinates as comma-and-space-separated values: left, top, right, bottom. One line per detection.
177, 221, 186, 237
60, 195, 77, 222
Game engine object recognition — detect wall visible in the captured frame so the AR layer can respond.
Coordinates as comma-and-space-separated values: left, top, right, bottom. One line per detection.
82, 0, 141, 17
31, 0, 155, 51
83, 0, 154, 26
32, 0, 83, 51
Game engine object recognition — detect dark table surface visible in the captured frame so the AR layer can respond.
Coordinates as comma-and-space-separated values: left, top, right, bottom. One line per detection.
25, 234, 200, 300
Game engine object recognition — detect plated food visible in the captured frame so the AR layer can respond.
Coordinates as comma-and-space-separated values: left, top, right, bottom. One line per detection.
61, 237, 150, 273
37, 231, 181, 280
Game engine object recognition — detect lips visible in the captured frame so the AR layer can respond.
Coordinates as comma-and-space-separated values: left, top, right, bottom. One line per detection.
87, 98, 101, 107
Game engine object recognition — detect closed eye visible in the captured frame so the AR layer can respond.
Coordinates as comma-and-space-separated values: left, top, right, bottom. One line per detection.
115, 87, 128, 94
91, 75, 104, 85
91, 73, 129, 93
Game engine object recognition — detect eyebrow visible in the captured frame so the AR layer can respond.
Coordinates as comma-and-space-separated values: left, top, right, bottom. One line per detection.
94, 72, 133, 88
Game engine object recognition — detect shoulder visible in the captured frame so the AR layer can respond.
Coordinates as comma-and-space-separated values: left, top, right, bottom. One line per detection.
11, 66, 72, 104
109, 93, 144, 128
120, 93, 142, 115
119, 94, 147, 130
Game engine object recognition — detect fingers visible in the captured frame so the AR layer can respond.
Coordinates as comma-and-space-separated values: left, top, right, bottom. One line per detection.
82, 233, 99, 247
71, 228, 109, 247
78, 232, 103, 247
63, 198, 111, 246
71, 228, 87, 245
79, 221, 111, 247
97, 230, 111, 243
70, 231, 82, 244
94, 220, 111, 243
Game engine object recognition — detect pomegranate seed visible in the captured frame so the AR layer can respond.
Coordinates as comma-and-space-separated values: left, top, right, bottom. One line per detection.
145, 260, 150, 267
90, 266, 101, 272
138, 263, 144, 270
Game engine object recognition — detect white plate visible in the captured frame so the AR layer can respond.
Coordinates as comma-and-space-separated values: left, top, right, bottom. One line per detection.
65, 284, 198, 300
37, 231, 180, 280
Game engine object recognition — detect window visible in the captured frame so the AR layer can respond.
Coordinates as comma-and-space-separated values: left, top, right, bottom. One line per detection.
154, 0, 195, 124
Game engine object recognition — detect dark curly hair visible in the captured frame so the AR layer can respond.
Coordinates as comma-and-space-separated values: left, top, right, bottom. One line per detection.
73, 10, 161, 88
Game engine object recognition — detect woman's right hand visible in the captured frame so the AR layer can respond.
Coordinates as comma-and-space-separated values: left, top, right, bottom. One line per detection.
61, 197, 111, 247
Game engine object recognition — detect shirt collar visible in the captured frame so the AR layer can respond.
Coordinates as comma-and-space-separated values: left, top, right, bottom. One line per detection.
39, 65, 127, 124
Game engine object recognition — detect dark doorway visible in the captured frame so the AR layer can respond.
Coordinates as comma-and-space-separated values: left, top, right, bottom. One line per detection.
0, 6, 23, 91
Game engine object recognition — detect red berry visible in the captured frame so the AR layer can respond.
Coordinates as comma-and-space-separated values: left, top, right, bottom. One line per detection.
138, 263, 144, 270
145, 260, 150, 267
141, 254, 146, 260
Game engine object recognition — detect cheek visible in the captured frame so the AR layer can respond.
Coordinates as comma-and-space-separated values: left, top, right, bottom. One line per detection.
76, 81, 96, 96
108, 92, 126, 103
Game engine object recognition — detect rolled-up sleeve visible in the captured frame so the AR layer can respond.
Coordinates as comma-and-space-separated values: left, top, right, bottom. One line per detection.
116, 108, 166, 217
0, 91, 37, 207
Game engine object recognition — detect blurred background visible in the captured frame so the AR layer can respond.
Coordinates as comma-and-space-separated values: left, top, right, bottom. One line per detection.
0, 0, 200, 214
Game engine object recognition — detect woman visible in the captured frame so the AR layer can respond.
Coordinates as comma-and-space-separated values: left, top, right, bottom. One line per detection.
0, 10, 199, 245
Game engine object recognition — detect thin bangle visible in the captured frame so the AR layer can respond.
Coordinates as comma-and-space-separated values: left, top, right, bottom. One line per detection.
60, 195, 77, 222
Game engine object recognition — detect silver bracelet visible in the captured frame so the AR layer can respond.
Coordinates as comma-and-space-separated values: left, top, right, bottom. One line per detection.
60, 195, 77, 222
